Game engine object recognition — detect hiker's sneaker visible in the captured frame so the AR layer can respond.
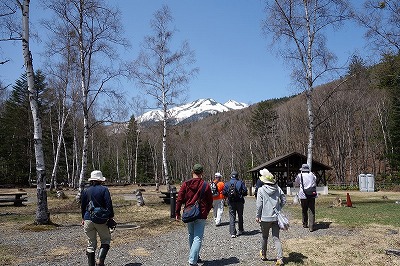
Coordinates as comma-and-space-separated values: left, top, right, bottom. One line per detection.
237, 230, 244, 236
276, 258, 284, 265
231, 234, 236, 238
309, 224, 315, 232
259, 250, 267, 261
197, 257, 203, 263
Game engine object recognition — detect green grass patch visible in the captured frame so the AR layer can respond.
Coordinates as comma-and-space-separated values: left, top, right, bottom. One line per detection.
316, 201, 400, 227
286, 191, 400, 227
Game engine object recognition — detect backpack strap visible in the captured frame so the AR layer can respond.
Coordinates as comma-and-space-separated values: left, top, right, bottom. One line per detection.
198, 181, 206, 200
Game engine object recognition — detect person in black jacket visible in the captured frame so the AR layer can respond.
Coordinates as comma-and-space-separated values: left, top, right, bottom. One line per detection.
222, 171, 248, 238
81, 170, 114, 266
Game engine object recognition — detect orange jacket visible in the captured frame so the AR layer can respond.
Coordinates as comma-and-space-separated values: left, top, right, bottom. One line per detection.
212, 180, 225, 200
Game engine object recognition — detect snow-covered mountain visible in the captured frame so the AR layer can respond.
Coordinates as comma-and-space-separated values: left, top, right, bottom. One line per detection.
138, 98, 248, 126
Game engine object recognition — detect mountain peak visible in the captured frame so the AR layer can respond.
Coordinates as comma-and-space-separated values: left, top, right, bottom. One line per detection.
138, 98, 248, 126
224, 100, 248, 110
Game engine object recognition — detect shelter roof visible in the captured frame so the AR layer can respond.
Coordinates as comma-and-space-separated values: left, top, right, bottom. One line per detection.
247, 152, 331, 173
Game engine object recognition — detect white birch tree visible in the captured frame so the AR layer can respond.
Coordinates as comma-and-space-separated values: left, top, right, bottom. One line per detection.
18, 0, 50, 224
129, 5, 198, 186
262, 0, 349, 169
45, 0, 128, 196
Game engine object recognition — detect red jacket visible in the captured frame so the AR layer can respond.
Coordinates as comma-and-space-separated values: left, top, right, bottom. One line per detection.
176, 177, 213, 219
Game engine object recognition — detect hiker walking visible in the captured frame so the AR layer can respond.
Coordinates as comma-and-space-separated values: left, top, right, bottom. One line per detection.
211, 172, 225, 226
81, 170, 114, 266
256, 168, 286, 265
175, 164, 213, 266
294, 164, 317, 232
222, 170, 248, 238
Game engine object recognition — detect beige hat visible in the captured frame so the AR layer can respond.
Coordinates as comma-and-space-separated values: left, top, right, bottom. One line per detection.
259, 168, 276, 184
88, 170, 106, 182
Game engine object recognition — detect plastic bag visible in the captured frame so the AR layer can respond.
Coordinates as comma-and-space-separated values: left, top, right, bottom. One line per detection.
276, 210, 290, 230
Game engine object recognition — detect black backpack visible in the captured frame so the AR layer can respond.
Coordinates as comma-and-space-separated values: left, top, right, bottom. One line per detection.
210, 181, 219, 196
228, 180, 240, 201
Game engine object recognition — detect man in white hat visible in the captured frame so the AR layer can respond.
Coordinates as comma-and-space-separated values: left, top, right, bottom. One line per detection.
81, 170, 114, 266
211, 172, 225, 226
294, 164, 317, 232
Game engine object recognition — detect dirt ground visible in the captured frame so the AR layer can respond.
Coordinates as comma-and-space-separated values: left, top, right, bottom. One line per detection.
1, 186, 400, 265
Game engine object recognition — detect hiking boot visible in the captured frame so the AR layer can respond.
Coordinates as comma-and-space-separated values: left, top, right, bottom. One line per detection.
96, 244, 109, 266
237, 230, 244, 236
86, 251, 95, 266
276, 258, 284, 265
231, 234, 236, 238
259, 250, 267, 261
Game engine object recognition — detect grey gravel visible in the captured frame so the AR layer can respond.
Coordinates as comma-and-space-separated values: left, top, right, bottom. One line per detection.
2, 197, 357, 266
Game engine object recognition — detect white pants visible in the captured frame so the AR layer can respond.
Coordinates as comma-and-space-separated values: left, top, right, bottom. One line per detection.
212, 199, 224, 225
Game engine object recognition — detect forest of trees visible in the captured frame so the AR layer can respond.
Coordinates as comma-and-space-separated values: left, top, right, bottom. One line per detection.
0, 0, 399, 190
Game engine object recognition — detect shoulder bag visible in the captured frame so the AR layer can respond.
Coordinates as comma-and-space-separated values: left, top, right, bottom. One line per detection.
301, 173, 317, 198
181, 181, 207, 223
86, 188, 111, 224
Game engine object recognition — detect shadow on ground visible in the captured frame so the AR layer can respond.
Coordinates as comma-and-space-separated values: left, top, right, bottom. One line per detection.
314, 222, 332, 230
202, 256, 240, 265
285, 252, 307, 264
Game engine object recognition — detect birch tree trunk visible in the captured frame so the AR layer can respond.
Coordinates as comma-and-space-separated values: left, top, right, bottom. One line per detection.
129, 6, 198, 187
263, 0, 349, 171
19, 0, 50, 224
162, 101, 169, 186
77, 0, 89, 196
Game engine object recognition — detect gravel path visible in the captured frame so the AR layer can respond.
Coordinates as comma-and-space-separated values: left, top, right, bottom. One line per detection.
2, 197, 356, 266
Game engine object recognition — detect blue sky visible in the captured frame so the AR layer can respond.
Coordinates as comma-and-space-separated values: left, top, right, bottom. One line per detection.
1, 0, 371, 108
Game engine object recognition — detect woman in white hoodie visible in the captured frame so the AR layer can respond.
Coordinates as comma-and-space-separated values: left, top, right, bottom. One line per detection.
255, 168, 286, 265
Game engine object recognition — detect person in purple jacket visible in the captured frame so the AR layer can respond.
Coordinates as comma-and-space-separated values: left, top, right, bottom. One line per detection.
81, 170, 114, 266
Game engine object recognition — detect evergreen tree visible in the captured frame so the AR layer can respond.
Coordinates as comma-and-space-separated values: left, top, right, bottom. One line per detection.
375, 54, 400, 172
0, 71, 49, 185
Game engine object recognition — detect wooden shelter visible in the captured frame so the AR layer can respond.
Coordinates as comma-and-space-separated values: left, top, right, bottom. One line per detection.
248, 152, 331, 189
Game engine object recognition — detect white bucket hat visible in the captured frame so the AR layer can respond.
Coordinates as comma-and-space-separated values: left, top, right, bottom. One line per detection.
259, 168, 276, 185
88, 170, 106, 182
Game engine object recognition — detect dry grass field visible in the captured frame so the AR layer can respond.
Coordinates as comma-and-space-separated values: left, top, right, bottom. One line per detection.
1, 186, 400, 265
284, 190, 400, 265
0, 185, 182, 265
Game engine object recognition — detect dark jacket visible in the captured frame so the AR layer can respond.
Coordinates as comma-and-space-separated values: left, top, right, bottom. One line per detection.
176, 178, 213, 219
254, 178, 265, 198
222, 177, 248, 203
81, 183, 114, 220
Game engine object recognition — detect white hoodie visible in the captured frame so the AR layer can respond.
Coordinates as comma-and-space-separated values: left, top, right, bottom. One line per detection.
256, 184, 286, 222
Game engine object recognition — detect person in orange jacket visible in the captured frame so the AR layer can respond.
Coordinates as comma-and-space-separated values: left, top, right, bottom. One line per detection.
211, 172, 225, 226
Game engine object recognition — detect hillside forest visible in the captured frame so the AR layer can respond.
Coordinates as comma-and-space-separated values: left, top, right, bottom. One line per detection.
0, 1, 400, 190
0, 53, 399, 188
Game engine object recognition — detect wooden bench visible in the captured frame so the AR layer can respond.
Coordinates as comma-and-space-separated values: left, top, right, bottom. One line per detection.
159, 189, 180, 204
0, 191, 28, 206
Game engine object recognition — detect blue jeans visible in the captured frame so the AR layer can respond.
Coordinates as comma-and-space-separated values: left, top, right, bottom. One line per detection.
187, 218, 206, 264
